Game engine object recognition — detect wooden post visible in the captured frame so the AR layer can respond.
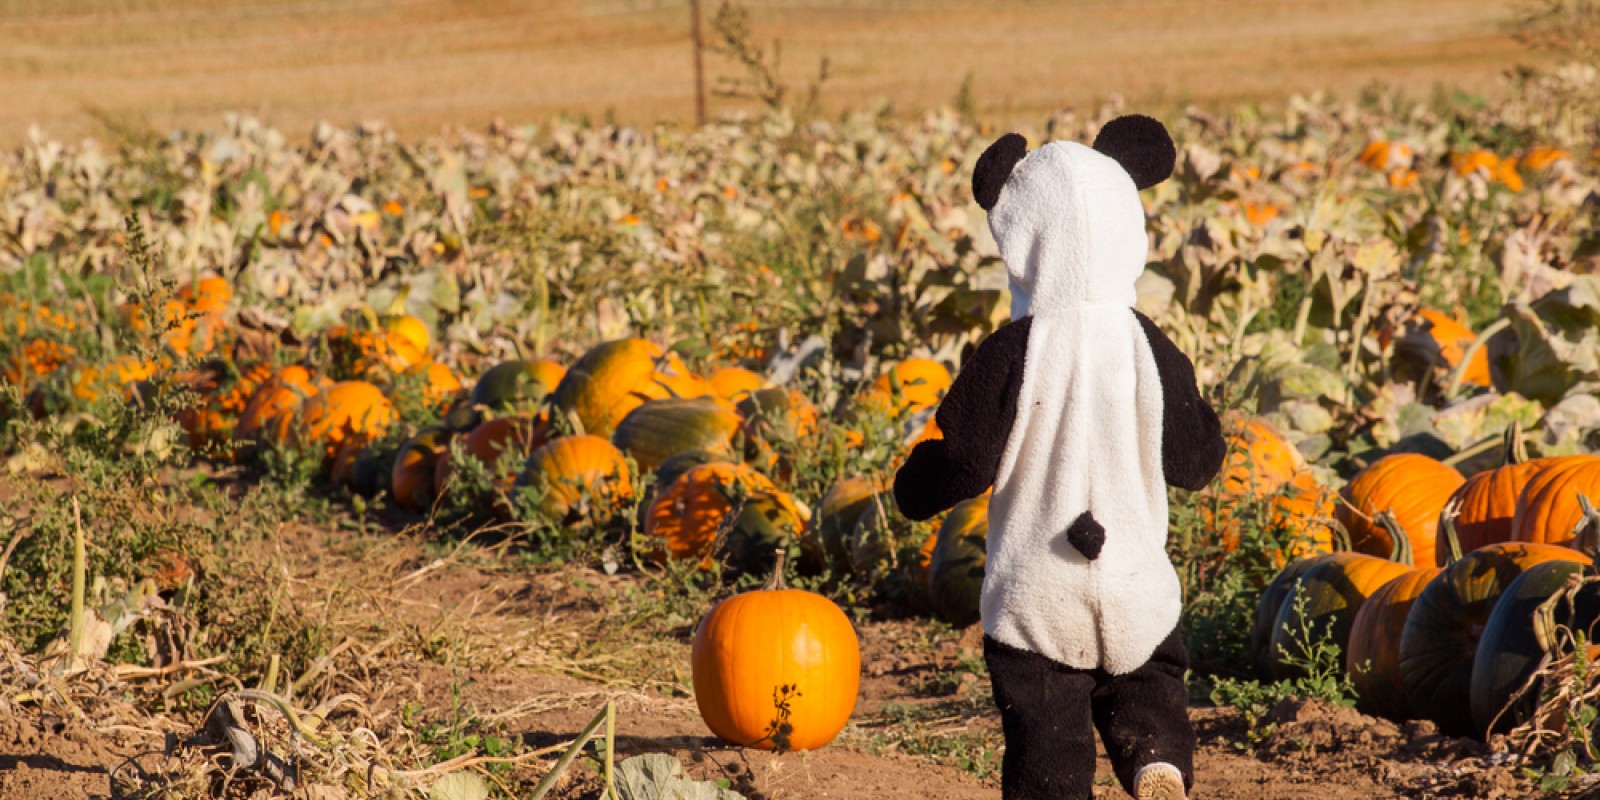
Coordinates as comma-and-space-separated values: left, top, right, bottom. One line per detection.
690, 0, 706, 126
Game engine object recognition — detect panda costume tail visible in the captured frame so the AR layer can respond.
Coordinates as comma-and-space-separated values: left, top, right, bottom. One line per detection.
893, 116, 1227, 800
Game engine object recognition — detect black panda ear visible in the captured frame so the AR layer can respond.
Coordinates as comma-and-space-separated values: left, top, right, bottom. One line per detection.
973, 133, 1028, 211
1091, 115, 1175, 190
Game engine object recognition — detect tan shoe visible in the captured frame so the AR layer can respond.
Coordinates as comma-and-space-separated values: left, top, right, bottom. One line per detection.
1133, 762, 1186, 800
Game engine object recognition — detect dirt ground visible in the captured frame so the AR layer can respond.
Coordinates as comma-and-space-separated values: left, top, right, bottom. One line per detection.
0, 0, 1547, 147
2, 512, 1584, 800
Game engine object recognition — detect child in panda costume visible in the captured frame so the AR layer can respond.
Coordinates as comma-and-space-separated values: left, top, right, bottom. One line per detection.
894, 116, 1226, 800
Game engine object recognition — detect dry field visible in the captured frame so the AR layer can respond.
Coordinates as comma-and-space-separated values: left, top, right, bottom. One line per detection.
0, 0, 1547, 145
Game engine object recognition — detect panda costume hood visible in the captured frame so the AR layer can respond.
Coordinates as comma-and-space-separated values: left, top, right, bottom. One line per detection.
983, 136, 1176, 675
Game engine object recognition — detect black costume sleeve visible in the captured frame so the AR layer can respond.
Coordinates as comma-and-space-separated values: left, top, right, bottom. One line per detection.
1133, 311, 1226, 491
893, 318, 1031, 521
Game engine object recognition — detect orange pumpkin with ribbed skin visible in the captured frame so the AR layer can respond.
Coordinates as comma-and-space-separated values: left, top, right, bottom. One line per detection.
392, 427, 453, 512
1510, 456, 1600, 548
1203, 417, 1318, 553
400, 359, 463, 408
1346, 566, 1443, 719
1444, 458, 1553, 563
1338, 454, 1464, 568
1398, 541, 1586, 735
707, 366, 768, 403
1216, 417, 1305, 498
517, 434, 632, 519
437, 415, 552, 497
645, 462, 781, 565
1265, 470, 1340, 561
862, 358, 952, 416
551, 338, 683, 437
293, 381, 396, 463
691, 553, 860, 752
233, 366, 328, 446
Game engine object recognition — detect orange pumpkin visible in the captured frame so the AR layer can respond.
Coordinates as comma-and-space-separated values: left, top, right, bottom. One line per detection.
1510, 455, 1600, 548
860, 358, 951, 416
1265, 548, 1414, 682
175, 360, 273, 453
233, 366, 329, 447
176, 275, 233, 315
1385, 308, 1491, 389
399, 359, 463, 408
1338, 453, 1465, 568
469, 358, 566, 413
1346, 565, 1443, 719
1441, 427, 1551, 562
293, 380, 396, 463
707, 366, 768, 403
437, 415, 552, 497
691, 551, 860, 752
644, 462, 798, 566
551, 338, 684, 437
392, 427, 453, 512
516, 434, 633, 519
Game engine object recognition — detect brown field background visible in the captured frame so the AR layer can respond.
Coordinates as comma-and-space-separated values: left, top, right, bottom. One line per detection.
0, 0, 1549, 145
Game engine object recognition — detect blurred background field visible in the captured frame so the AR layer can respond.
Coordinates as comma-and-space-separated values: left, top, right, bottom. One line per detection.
0, 0, 1547, 144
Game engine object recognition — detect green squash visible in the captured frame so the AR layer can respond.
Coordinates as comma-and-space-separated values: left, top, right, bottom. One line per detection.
928, 495, 989, 628
1469, 560, 1600, 737
612, 397, 740, 472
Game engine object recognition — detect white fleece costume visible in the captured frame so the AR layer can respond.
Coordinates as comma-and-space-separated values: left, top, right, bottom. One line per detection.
981, 141, 1179, 676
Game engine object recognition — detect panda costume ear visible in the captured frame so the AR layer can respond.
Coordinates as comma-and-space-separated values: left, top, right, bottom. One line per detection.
973, 132, 1028, 211
1091, 115, 1176, 190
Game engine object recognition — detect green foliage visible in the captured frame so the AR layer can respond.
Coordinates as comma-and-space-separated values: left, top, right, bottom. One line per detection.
1206, 591, 1359, 745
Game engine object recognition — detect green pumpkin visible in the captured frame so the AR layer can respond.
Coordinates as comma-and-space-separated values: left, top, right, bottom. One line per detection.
1469, 560, 1600, 737
470, 360, 560, 413
612, 397, 741, 472
1398, 542, 1584, 737
928, 496, 989, 628
1251, 556, 1330, 679
720, 494, 807, 576
1267, 553, 1412, 682
814, 477, 884, 572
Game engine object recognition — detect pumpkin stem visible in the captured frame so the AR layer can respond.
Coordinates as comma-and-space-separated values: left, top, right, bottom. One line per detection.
1375, 510, 1415, 567
1503, 420, 1527, 465
763, 548, 789, 591
1328, 518, 1353, 553
1571, 494, 1600, 570
1439, 497, 1465, 566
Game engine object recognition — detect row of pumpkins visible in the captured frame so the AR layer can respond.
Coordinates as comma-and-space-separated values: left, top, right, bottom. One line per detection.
4, 276, 984, 609
1249, 421, 1600, 740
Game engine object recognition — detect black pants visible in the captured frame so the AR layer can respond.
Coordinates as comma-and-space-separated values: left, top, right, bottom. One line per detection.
985, 629, 1194, 799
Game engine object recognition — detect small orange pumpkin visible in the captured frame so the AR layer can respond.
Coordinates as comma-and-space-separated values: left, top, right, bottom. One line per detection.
860, 358, 951, 416
517, 434, 633, 519
294, 380, 396, 464
691, 551, 860, 752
